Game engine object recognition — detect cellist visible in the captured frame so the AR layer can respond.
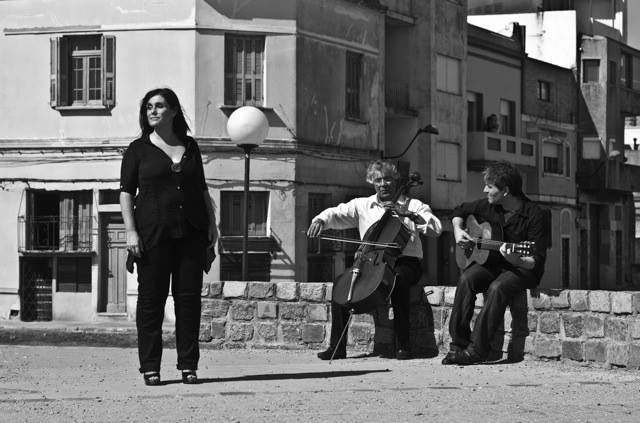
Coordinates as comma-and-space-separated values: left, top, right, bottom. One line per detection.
307, 160, 442, 360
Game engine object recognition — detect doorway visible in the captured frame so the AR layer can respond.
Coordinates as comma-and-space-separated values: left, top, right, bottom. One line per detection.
99, 214, 128, 313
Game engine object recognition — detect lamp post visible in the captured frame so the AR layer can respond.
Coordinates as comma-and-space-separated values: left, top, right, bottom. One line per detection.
381, 124, 439, 160
226, 106, 269, 281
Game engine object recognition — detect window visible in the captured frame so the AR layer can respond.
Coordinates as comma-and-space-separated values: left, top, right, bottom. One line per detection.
467, 92, 483, 131
633, 56, 640, 90
620, 54, 631, 87
582, 136, 602, 159
437, 55, 461, 94
521, 143, 534, 156
224, 35, 264, 106
57, 257, 92, 292
542, 141, 563, 174
561, 209, 572, 289
582, 59, 600, 83
435, 141, 461, 181
499, 99, 516, 136
50, 35, 115, 108
346, 51, 363, 119
219, 191, 270, 281
608, 61, 617, 86
23, 190, 93, 252
615, 230, 622, 284
220, 191, 268, 236
537, 80, 550, 101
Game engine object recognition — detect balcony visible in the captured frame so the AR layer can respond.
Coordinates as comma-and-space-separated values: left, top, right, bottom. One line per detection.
576, 159, 640, 192
467, 132, 537, 168
18, 216, 93, 253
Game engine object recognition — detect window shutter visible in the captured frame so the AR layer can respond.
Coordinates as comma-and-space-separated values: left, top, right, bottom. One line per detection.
101, 35, 116, 107
50, 37, 59, 107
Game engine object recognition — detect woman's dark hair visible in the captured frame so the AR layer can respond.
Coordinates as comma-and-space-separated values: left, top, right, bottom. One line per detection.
138, 88, 190, 137
483, 161, 523, 196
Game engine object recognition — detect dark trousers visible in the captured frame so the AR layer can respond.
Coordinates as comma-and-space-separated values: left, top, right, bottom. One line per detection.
448, 263, 533, 358
330, 257, 422, 351
136, 234, 205, 373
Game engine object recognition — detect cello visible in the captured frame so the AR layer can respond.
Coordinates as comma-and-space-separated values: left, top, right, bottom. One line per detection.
330, 171, 423, 314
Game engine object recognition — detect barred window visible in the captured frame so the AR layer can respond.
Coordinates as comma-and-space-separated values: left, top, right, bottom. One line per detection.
224, 35, 264, 106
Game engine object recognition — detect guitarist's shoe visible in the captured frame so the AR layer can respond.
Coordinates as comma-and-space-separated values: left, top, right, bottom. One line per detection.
317, 346, 346, 360
441, 349, 483, 366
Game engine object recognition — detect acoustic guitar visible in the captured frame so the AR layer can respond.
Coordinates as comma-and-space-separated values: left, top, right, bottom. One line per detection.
455, 215, 535, 269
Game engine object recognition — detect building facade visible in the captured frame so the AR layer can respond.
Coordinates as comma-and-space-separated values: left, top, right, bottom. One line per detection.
0, 0, 467, 321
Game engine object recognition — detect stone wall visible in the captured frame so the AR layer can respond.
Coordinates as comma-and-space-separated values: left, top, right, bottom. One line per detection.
199, 281, 640, 368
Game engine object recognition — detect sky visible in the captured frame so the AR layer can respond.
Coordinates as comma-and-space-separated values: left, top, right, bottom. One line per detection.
628, 1, 640, 50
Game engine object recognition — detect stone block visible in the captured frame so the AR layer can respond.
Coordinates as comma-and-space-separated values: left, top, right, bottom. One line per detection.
307, 304, 328, 321
228, 323, 253, 341
425, 286, 444, 305
539, 312, 560, 334
608, 343, 629, 367
562, 340, 584, 361
530, 292, 551, 310
279, 303, 306, 320
223, 282, 247, 299
300, 283, 325, 302
278, 323, 301, 343
631, 319, 640, 339
611, 292, 634, 314
256, 302, 277, 319
255, 322, 278, 343
205, 281, 223, 297
301, 324, 325, 343
527, 312, 538, 332
350, 323, 374, 344
444, 287, 456, 306
589, 291, 610, 313
605, 317, 629, 342
569, 290, 589, 311
325, 284, 333, 302
201, 300, 230, 318
230, 301, 256, 321
210, 321, 226, 339
431, 307, 446, 331
354, 312, 375, 324
248, 282, 274, 299
533, 335, 561, 358
585, 315, 605, 338
198, 323, 213, 342
276, 282, 298, 301
628, 343, 640, 368
550, 290, 570, 309
585, 340, 607, 362
562, 314, 583, 338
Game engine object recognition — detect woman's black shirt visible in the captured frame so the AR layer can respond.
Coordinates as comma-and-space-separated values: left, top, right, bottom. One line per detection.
452, 196, 551, 284
120, 134, 208, 250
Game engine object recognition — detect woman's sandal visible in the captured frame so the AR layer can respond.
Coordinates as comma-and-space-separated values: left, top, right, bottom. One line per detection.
182, 370, 198, 384
143, 371, 161, 386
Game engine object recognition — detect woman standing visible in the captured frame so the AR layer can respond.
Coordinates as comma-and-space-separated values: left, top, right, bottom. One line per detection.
120, 88, 217, 386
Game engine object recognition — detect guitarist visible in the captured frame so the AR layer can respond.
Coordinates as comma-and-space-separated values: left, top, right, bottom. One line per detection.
442, 161, 550, 365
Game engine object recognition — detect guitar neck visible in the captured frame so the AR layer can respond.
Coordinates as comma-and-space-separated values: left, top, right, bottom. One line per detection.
474, 239, 514, 252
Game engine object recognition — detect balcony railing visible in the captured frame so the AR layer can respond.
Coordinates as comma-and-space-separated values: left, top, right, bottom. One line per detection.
467, 132, 537, 167
18, 216, 93, 252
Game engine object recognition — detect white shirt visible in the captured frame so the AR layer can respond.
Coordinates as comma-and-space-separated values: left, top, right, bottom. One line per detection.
312, 194, 442, 259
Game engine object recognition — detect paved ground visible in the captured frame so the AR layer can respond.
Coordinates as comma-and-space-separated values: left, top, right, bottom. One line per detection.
1, 345, 640, 423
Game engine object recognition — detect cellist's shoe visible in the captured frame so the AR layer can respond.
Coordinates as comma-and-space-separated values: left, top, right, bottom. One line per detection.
317, 346, 346, 360
396, 349, 411, 360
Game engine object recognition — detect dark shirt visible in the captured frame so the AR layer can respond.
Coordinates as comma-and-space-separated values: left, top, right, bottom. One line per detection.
452, 196, 551, 284
120, 134, 209, 250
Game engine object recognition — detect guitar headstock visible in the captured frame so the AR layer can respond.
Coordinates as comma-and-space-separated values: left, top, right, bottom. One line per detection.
513, 241, 535, 257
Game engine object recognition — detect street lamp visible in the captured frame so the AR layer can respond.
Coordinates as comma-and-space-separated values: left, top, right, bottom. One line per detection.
382, 124, 439, 160
226, 106, 269, 281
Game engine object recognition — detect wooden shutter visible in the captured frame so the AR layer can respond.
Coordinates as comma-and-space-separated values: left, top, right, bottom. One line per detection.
101, 35, 116, 107
50, 37, 68, 107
